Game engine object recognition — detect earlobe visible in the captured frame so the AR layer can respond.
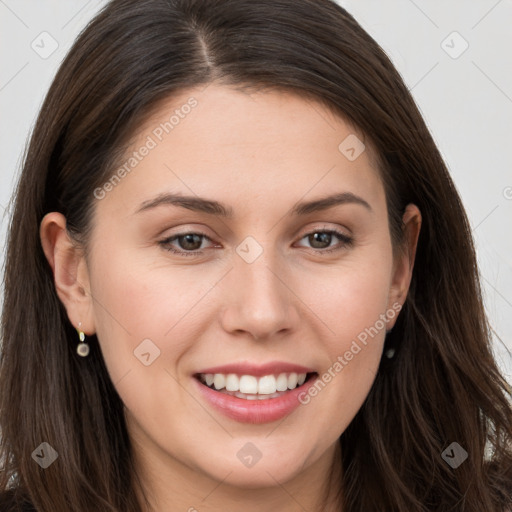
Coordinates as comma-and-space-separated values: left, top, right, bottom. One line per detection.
39, 212, 95, 334
387, 203, 422, 325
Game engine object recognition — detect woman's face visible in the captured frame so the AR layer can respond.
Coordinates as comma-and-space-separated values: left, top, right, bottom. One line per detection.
43, 84, 420, 500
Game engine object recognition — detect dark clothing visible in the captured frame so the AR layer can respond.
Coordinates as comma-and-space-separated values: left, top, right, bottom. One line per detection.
0, 490, 36, 511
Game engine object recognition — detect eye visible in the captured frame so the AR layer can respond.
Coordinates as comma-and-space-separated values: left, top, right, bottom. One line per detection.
159, 231, 214, 257
296, 228, 354, 254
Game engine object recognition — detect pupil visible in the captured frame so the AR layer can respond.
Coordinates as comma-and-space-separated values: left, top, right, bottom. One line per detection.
181, 234, 201, 250
310, 232, 331, 248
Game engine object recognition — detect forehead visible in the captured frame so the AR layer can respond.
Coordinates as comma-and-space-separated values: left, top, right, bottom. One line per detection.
95, 84, 385, 219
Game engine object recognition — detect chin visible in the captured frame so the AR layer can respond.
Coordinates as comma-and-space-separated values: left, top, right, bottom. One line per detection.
194, 444, 308, 489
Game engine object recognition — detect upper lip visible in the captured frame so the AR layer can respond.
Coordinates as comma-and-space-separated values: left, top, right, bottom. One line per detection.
195, 361, 316, 377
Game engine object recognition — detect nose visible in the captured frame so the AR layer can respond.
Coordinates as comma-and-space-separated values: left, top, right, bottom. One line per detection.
219, 248, 299, 341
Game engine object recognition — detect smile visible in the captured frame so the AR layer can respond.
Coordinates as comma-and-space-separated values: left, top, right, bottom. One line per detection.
193, 363, 319, 423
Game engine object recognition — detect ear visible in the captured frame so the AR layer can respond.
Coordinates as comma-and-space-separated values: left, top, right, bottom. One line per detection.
39, 212, 95, 335
386, 203, 422, 329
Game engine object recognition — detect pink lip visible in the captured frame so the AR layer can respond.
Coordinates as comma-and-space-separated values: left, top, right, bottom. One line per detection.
195, 361, 316, 377
193, 373, 319, 424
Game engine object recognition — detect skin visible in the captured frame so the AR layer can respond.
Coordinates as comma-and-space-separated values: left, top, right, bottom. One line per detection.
40, 84, 421, 512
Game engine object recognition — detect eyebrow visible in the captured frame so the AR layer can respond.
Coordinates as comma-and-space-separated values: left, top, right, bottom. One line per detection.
135, 191, 372, 217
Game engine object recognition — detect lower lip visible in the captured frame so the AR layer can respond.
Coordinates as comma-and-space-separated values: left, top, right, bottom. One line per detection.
193, 375, 318, 424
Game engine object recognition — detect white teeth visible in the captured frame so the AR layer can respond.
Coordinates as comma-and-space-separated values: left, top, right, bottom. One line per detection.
287, 372, 298, 389
239, 375, 258, 394
200, 372, 309, 394
276, 373, 289, 391
213, 374, 225, 390
225, 374, 239, 392
258, 375, 276, 394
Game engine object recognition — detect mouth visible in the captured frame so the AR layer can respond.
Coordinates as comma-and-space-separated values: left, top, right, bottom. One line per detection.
193, 362, 319, 423
195, 371, 318, 400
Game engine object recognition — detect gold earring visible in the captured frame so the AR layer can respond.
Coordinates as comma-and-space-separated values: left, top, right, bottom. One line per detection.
76, 322, 90, 357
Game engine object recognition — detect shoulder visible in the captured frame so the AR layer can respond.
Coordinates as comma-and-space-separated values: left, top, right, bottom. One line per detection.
0, 489, 36, 511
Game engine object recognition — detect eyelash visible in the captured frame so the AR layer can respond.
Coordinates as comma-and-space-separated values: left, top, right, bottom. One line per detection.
159, 228, 354, 257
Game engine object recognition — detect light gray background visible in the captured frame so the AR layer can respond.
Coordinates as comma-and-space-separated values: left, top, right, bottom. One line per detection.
1, 0, 511, 383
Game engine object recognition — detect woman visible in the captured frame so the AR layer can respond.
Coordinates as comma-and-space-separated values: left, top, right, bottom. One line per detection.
1, 0, 511, 510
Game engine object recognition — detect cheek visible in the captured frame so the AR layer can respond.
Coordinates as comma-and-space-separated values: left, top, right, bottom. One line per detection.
296, 254, 392, 427
299, 253, 392, 347
87, 242, 214, 377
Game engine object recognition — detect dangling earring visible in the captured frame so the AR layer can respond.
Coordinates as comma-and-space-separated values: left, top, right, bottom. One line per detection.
384, 347, 396, 359
76, 322, 90, 357
384, 328, 395, 359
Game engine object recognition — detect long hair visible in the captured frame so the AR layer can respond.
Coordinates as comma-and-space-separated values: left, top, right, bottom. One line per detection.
1, 0, 511, 510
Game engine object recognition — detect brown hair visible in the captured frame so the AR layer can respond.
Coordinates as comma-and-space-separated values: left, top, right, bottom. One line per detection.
1, 0, 511, 510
